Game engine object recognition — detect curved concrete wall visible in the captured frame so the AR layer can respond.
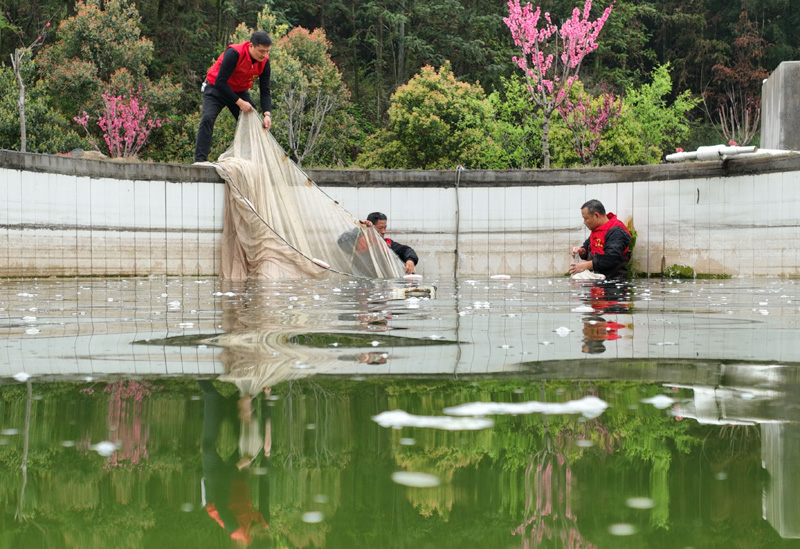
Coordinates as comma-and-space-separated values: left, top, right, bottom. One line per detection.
2, 149, 800, 277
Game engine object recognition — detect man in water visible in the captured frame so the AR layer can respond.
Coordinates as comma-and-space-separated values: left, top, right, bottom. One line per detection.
569, 199, 631, 281
364, 212, 418, 275
194, 30, 273, 163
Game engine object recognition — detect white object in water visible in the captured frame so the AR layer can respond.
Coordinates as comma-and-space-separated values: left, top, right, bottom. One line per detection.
391, 471, 441, 488
641, 394, 675, 409
404, 274, 423, 280
13, 372, 31, 382
572, 270, 605, 280
312, 258, 331, 269
554, 326, 572, 337
490, 274, 511, 280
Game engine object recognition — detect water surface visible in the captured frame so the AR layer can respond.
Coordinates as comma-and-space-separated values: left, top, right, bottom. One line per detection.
1, 276, 800, 548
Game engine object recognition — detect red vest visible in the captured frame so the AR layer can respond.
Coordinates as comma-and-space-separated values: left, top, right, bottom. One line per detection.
589, 213, 630, 257
206, 41, 267, 92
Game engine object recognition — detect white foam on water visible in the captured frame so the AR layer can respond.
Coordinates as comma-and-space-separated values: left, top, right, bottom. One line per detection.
444, 395, 609, 419
554, 326, 572, 337
641, 395, 676, 409
302, 511, 324, 523
608, 523, 637, 536
626, 497, 655, 509
372, 410, 494, 431
391, 471, 441, 487
571, 305, 594, 313
91, 441, 118, 457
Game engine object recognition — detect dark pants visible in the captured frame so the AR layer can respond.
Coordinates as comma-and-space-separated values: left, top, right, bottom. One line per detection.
194, 84, 254, 162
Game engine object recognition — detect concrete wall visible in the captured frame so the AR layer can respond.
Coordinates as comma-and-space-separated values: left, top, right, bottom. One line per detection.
2, 149, 800, 278
762, 61, 800, 151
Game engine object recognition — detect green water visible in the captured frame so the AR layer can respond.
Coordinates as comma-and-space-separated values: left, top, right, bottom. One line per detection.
0, 376, 793, 548
2, 276, 800, 547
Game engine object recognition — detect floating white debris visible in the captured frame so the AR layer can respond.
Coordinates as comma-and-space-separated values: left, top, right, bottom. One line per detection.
330, 342, 339, 347
404, 274, 423, 280
24, 328, 40, 335
22, 316, 36, 322
641, 395, 675, 409
609, 524, 637, 536
539, 341, 553, 346
571, 305, 594, 313
554, 327, 572, 337
91, 441, 117, 456
178, 322, 194, 328
670, 289, 680, 293
302, 512, 324, 523
371, 341, 380, 347
372, 410, 494, 431
655, 342, 676, 346
391, 471, 441, 487
490, 274, 511, 280
444, 395, 609, 419
12, 372, 31, 382
626, 497, 655, 509
740, 392, 755, 400
168, 300, 181, 309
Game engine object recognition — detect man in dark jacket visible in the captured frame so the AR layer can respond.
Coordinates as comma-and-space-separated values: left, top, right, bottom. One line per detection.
194, 31, 273, 162
365, 212, 418, 274
569, 199, 631, 280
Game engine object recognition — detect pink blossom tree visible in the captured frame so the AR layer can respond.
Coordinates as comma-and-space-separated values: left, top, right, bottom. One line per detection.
504, 0, 613, 168
558, 86, 622, 165
74, 88, 165, 158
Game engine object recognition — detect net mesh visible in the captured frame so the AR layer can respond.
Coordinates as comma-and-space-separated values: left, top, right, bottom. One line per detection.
213, 112, 405, 280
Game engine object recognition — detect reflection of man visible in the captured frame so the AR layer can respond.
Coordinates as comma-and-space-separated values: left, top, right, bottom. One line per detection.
199, 380, 269, 545
364, 212, 418, 275
569, 199, 631, 281
581, 315, 626, 354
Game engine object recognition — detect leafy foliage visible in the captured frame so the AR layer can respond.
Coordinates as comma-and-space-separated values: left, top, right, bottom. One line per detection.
357, 63, 507, 169
621, 63, 699, 163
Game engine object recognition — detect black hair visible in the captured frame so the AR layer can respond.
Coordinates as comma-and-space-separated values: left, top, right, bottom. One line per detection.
581, 199, 605, 215
250, 31, 272, 47
366, 212, 387, 224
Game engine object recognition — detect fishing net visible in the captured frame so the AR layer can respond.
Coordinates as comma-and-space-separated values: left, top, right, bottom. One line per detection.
212, 112, 405, 280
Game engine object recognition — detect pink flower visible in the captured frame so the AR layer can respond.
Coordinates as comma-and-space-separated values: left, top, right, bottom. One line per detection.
675, 147, 683, 152
728, 140, 738, 146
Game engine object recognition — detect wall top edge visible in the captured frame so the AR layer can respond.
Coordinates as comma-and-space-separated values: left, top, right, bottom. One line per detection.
2, 148, 799, 188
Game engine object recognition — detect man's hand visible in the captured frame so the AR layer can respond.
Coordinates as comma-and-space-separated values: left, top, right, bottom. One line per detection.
405, 260, 416, 274
569, 259, 592, 275
571, 246, 586, 257
263, 112, 271, 130
236, 98, 254, 113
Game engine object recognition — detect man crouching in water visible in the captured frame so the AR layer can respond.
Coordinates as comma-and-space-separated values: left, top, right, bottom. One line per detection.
569, 199, 631, 281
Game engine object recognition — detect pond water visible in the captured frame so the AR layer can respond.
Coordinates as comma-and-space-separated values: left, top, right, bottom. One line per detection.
2, 275, 800, 548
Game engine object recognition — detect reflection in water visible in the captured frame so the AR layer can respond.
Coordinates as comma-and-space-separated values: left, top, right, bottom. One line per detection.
3, 277, 800, 546
199, 380, 270, 545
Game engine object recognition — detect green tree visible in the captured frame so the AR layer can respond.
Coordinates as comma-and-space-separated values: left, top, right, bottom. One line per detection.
35, 0, 180, 134
0, 61, 87, 153
622, 63, 699, 163
357, 63, 507, 169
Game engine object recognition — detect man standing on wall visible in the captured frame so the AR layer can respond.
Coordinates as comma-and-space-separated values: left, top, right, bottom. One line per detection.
569, 199, 631, 281
194, 31, 273, 163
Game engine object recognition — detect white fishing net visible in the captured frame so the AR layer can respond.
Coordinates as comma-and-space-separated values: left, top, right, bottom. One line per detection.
212, 112, 405, 280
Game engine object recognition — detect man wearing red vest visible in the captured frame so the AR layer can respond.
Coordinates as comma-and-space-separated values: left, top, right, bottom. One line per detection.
194, 31, 273, 162
569, 199, 631, 280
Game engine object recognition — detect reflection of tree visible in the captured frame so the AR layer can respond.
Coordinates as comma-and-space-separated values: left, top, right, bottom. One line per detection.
103, 380, 158, 469
512, 438, 596, 548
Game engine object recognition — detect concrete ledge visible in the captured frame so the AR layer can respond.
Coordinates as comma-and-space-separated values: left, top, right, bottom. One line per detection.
4, 147, 800, 187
